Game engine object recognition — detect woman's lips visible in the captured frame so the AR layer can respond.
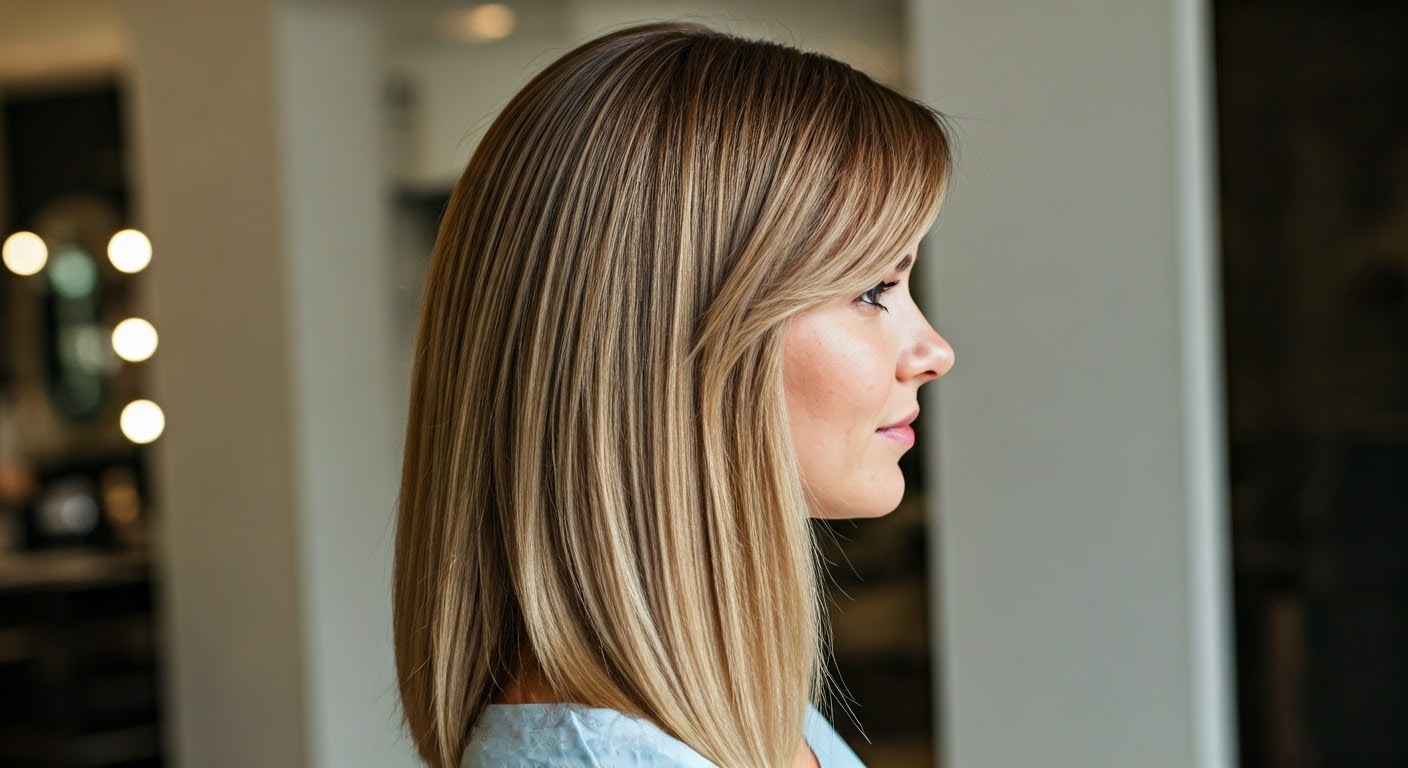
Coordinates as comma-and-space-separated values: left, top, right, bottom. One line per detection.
876, 424, 916, 447
876, 409, 919, 447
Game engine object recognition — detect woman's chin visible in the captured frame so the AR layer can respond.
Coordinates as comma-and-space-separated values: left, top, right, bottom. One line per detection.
811, 477, 906, 520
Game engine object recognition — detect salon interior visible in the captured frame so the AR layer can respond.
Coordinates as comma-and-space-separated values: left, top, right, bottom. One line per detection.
1, 0, 1405, 766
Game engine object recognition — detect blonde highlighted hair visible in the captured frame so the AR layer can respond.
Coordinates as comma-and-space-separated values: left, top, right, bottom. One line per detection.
394, 22, 953, 767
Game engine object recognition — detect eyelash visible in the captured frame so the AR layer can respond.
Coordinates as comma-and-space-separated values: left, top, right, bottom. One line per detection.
855, 280, 900, 312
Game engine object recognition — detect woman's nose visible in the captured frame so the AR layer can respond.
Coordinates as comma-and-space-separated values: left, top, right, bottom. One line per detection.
898, 311, 954, 384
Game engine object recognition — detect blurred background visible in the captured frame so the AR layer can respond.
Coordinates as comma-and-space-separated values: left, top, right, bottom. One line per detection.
0, 0, 1403, 766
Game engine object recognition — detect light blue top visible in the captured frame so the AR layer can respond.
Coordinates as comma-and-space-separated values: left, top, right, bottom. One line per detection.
462, 702, 866, 767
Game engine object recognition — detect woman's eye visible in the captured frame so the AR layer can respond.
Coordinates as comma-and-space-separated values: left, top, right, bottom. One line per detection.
855, 280, 900, 312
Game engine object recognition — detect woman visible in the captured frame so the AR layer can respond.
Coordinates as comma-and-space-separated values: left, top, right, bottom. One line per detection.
394, 21, 956, 768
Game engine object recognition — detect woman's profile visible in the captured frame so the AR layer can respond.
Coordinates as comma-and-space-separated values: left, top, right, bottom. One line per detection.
393, 21, 956, 767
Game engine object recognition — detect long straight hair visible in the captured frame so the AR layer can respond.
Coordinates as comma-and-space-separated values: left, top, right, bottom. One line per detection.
394, 22, 954, 767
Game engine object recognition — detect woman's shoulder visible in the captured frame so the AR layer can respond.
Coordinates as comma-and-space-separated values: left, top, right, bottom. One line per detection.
803, 704, 867, 768
463, 703, 866, 768
462, 703, 718, 767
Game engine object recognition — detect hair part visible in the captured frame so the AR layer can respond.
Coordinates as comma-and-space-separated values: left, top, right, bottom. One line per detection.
394, 21, 953, 767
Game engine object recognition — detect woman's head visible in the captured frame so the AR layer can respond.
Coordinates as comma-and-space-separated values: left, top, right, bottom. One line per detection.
394, 21, 954, 767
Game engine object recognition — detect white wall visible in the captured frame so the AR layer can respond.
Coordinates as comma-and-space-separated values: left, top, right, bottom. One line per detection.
912, 0, 1236, 766
275, 5, 407, 766
123, 1, 409, 765
122, 0, 309, 764
393, 33, 566, 190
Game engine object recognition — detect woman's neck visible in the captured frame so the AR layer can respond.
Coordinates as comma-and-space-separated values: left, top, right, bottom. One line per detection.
491, 655, 558, 704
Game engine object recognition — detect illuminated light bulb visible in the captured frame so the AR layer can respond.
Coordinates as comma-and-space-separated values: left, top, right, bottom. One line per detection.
112, 318, 159, 362
444, 3, 516, 42
108, 228, 153, 273
470, 4, 515, 40
3, 231, 48, 276
120, 400, 166, 444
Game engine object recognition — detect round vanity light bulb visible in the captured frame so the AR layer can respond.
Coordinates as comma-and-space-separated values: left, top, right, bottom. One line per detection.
108, 229, 153, 274
3, 231, 48, 276
120, 400, 166, 444
112, 318, 159, 362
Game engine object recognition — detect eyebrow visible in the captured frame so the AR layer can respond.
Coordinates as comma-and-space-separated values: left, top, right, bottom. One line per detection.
895, 255, 913, 273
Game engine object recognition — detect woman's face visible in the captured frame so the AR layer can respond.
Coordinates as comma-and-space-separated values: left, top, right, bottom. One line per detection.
782, 233, 954, 519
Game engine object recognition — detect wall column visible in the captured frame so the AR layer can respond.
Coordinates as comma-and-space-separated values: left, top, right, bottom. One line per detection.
123, 1, 409, 765
911, 1, 1237, 765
